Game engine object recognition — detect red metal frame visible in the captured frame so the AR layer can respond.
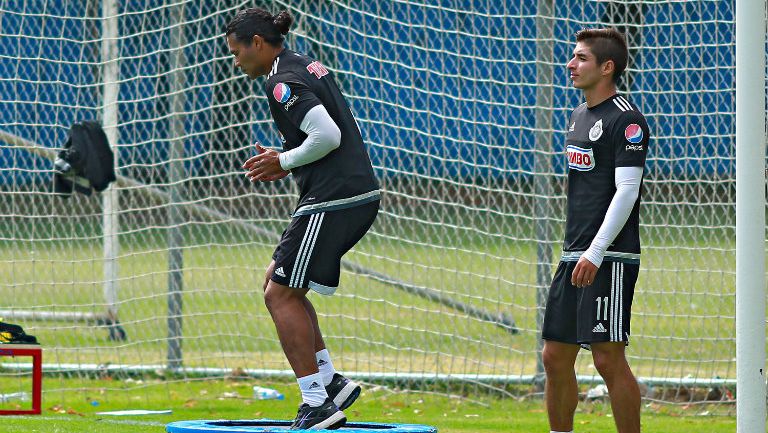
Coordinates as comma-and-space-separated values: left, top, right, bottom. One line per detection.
0, 344, 42, 415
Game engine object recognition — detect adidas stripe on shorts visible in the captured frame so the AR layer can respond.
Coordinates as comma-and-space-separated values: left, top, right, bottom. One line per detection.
270, 200, 378, 295
542, 260, 638, 345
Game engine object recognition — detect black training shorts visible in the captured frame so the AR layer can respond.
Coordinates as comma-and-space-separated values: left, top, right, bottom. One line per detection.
542, 260, 638, 345
271, 200, 379, 295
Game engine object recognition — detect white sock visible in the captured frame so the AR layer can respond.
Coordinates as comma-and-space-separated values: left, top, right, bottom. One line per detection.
297, 372, 328, 407
316, 349, 337, 386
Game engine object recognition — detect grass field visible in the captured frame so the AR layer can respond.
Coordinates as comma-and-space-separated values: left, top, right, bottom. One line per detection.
0, 190, 738, 428
0, 377, 736, 433
0, 237, 736, 375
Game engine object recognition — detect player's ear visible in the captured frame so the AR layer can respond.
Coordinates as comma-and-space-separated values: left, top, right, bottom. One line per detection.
251, 34, 263, 50
601, 59, 615, 78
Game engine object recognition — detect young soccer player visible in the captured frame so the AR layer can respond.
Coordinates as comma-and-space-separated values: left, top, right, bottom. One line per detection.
542, 28, 650, 433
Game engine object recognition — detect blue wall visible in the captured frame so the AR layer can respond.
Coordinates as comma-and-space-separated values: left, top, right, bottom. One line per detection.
0, 1, 736, 186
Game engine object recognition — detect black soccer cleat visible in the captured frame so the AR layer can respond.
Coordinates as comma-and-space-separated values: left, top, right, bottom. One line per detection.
289, 397, 346, 430
325, 373, 361, 411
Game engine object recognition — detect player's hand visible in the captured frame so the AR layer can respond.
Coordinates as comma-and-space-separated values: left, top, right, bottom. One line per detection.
571, 256, 598, 288
242, 142, 269, 170
243, 143, 289, 182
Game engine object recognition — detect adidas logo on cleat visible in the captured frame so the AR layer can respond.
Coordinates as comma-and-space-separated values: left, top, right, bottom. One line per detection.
309, 381, 322, 390
592, 323, 607, 333
275, 267, 286, 277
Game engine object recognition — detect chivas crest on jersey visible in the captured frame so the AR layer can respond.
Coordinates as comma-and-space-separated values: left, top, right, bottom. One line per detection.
588, 119, 603, 141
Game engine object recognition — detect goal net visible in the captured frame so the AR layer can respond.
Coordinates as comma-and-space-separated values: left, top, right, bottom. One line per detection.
0, 0, 741, 405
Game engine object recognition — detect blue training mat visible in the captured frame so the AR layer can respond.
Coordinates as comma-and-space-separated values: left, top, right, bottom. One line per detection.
166, 419, 437, 433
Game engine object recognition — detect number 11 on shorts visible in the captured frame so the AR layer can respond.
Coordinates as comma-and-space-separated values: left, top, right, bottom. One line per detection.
595, 296, 609, 321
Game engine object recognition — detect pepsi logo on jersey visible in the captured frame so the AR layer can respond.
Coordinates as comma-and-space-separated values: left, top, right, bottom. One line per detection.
566, 145, 595, 171
273, 83, 292, 103
283, 95, 299, 111
624, 124, 643, 143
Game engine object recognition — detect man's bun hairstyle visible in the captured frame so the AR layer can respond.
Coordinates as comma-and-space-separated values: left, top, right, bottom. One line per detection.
225, 8, 293, 46
272, 10, 293, 36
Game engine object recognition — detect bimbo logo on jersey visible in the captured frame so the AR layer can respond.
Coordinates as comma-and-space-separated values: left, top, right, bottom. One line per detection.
566, 145, 595, 171
273, 83, 291, 103
624, 123, 643, 143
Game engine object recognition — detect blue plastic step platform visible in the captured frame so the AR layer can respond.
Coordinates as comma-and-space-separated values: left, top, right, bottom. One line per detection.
166, 420, 437, 433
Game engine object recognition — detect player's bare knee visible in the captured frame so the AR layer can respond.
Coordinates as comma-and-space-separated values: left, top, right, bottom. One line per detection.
542, 345, 571, 374
263, 288, 280, 313
263, 262, 276, 292
591, 349, 626, 378
263, 283, 284, 311
263, 282, 301, 312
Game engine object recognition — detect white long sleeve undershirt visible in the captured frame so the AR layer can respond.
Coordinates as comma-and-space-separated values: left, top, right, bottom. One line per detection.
581, 166, 644, 268
278, 104, 341, 171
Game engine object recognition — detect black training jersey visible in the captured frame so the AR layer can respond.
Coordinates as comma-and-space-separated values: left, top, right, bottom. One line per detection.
562, 94, 650, 262
264, 48, 379, 216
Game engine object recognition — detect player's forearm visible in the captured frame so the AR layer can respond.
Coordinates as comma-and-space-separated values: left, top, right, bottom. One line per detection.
279, 104, 341, 170
582, 166, 644, 267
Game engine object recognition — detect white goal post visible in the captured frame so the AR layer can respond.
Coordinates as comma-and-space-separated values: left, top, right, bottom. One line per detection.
735, 0, 766, 432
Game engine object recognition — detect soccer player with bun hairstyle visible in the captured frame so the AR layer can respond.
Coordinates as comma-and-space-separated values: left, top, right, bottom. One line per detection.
226, 8, 380, 430
541, 28, 649, 433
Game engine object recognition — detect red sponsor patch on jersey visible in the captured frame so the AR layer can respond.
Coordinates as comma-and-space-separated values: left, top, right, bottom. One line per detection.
566, 145, 595, 171
306, 61, 329, 79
